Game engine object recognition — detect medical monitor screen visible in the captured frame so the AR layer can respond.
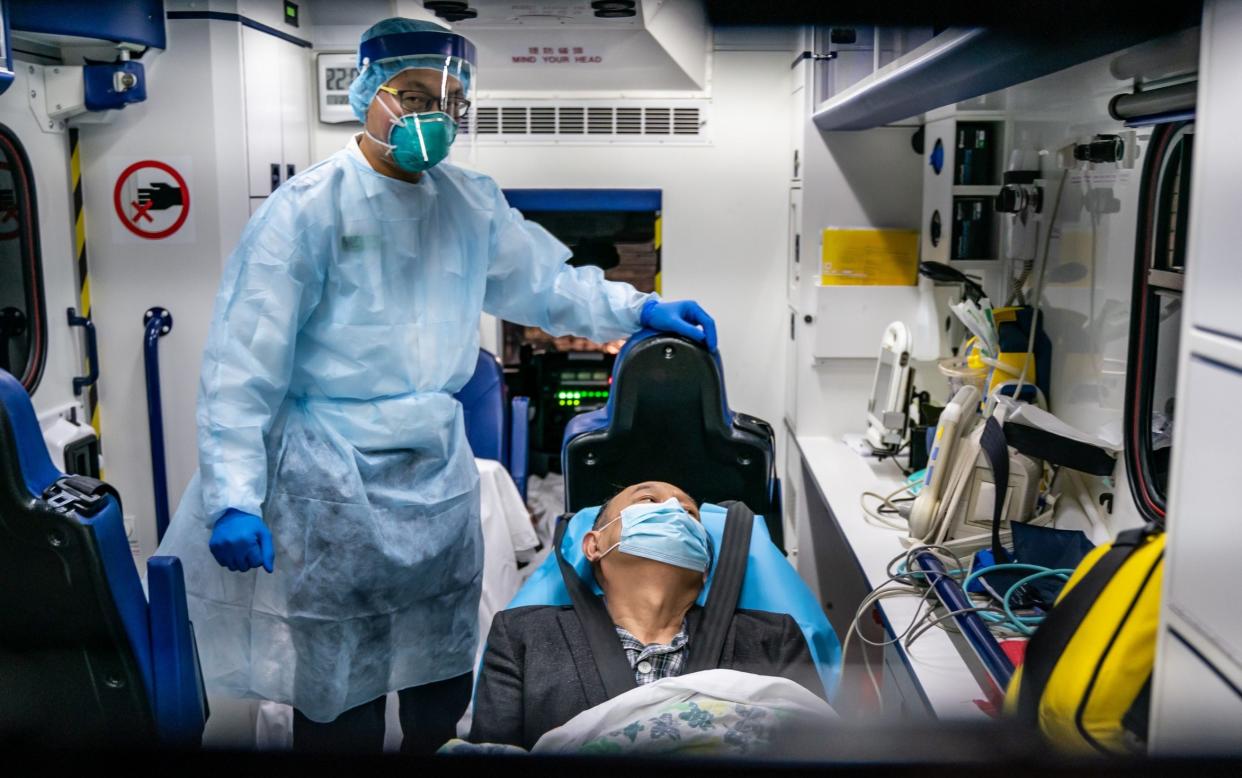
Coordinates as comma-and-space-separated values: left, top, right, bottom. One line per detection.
870, 358, 894, 417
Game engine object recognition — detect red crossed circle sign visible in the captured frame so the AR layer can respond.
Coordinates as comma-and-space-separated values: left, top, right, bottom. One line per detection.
113, 160, 191, 240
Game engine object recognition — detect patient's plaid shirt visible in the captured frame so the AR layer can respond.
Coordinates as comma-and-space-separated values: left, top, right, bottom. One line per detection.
614, 619, 690, 686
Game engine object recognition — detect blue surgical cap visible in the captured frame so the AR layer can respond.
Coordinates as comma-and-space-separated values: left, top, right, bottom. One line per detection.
348, 17, 477, 123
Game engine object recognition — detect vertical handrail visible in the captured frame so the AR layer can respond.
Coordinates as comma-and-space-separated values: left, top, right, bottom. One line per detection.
67, 307, 99, 395
143, 307, 173, 542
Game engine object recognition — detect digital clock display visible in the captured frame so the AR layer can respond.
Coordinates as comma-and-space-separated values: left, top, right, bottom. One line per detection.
323, 66, 359, 92
318, 54, 363, 124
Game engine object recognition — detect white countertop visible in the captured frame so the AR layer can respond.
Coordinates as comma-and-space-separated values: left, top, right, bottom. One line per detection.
795, 434, 994, 720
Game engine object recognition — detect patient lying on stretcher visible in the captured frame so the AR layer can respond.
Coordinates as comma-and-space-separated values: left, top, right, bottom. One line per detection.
464, 482, 830, 754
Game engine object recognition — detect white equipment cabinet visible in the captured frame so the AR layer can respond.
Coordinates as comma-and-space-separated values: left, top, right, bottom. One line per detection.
78, 0, 313, 561
1150, 0, 1242, 755
243, 23, 311, 203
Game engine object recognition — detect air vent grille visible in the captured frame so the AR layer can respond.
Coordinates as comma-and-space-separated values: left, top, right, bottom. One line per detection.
467, 102, 708, 142
530, 106, 556, 134
616, 107, 642, 134
558, 106, 585, 134
475, 106, 499, 134
588, 107, 614, 134
644, 107, 671, 134
674, 108, 701, 135
501, 106, 528, 134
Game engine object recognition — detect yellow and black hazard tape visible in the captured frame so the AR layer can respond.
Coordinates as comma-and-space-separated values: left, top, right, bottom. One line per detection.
69, 128, 100, 440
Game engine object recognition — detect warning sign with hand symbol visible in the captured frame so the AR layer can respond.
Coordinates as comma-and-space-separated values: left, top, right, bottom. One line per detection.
112, 159, 194, 242
137, 182, 184, 212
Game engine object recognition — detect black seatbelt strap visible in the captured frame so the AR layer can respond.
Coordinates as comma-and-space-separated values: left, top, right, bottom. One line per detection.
1015, 527, 1152, 723
553, 515, 638, 699
1004, 422, 1116, 476
685, 501, 753, 674
979, 417, 1010, 563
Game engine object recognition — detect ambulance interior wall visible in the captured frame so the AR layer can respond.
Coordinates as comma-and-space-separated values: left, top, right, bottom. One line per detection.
961, 48, 1162, 539
76, 19, 251, 560
1, 67, 87, 438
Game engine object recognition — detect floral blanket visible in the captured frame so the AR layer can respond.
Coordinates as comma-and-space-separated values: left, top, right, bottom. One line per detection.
441, 669, 836, 758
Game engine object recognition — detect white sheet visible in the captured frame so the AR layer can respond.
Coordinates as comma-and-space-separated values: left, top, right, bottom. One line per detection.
442, 669, 837, 757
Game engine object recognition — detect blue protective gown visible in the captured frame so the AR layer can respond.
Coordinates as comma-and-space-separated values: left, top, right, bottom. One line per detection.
156, 139, 651, 722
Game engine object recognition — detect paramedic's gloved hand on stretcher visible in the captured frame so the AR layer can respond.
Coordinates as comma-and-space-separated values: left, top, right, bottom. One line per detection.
640, 299, 717, 351
210, 508, 275, 573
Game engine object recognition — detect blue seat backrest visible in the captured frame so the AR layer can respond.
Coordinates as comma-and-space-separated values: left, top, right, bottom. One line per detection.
507, 503, 841, 700
0, 368, 156, 739
561, 330, 781, 546
455, 349, 508, 467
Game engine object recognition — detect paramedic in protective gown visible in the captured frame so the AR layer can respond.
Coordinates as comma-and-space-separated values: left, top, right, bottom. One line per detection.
155, 17, 717, 754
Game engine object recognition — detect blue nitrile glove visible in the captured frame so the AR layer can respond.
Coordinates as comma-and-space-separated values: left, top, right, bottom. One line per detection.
640, 299, 718, 351
209, 509, 275, 573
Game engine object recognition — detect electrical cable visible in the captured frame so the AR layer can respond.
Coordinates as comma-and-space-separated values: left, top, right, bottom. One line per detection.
842, 584, 940, 708
904, 603, 1016, 648
844, 543, 1073, 712
963, 562, 1073, 634
1007, 259, 1035, 307
860, 485, 916, 530
886, 544, 968, 583
841, 545, 972, 709
999, 569, 1073, 636
1013, 167, 1070, 401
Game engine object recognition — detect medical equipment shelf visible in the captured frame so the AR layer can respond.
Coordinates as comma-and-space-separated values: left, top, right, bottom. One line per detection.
792, 432, 993, 719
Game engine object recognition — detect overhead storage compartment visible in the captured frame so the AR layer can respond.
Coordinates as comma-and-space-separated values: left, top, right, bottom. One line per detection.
446, 0, 710, 94
811, 14, 1199, 131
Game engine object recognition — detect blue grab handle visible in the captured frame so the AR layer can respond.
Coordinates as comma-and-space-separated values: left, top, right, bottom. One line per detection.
67, 307, 99, 395
143, 307, 173, 543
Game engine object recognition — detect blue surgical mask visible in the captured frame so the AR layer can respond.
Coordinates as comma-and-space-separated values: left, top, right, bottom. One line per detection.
365, 92, 456, 173
596, 497, 712, 573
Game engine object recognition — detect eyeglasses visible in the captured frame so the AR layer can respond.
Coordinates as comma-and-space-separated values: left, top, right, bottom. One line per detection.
377, 85, 471, 120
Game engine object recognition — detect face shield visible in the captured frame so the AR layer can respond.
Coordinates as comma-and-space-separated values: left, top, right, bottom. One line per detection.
349, 21, 478, 170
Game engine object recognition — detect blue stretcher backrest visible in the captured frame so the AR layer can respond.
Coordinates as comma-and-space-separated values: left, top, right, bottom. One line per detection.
561, 330, 782, 547
455, 348, 508, 468
507, 503, 841, 699
0, 368, 205, 747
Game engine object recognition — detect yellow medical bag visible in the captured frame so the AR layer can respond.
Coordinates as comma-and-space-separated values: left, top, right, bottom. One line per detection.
1005, 524, 1165, 756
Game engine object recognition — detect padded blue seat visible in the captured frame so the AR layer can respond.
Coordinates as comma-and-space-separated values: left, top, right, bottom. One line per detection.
0, 368, 207, 747
508, 503, 842, 699
455, 348, 530, 499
